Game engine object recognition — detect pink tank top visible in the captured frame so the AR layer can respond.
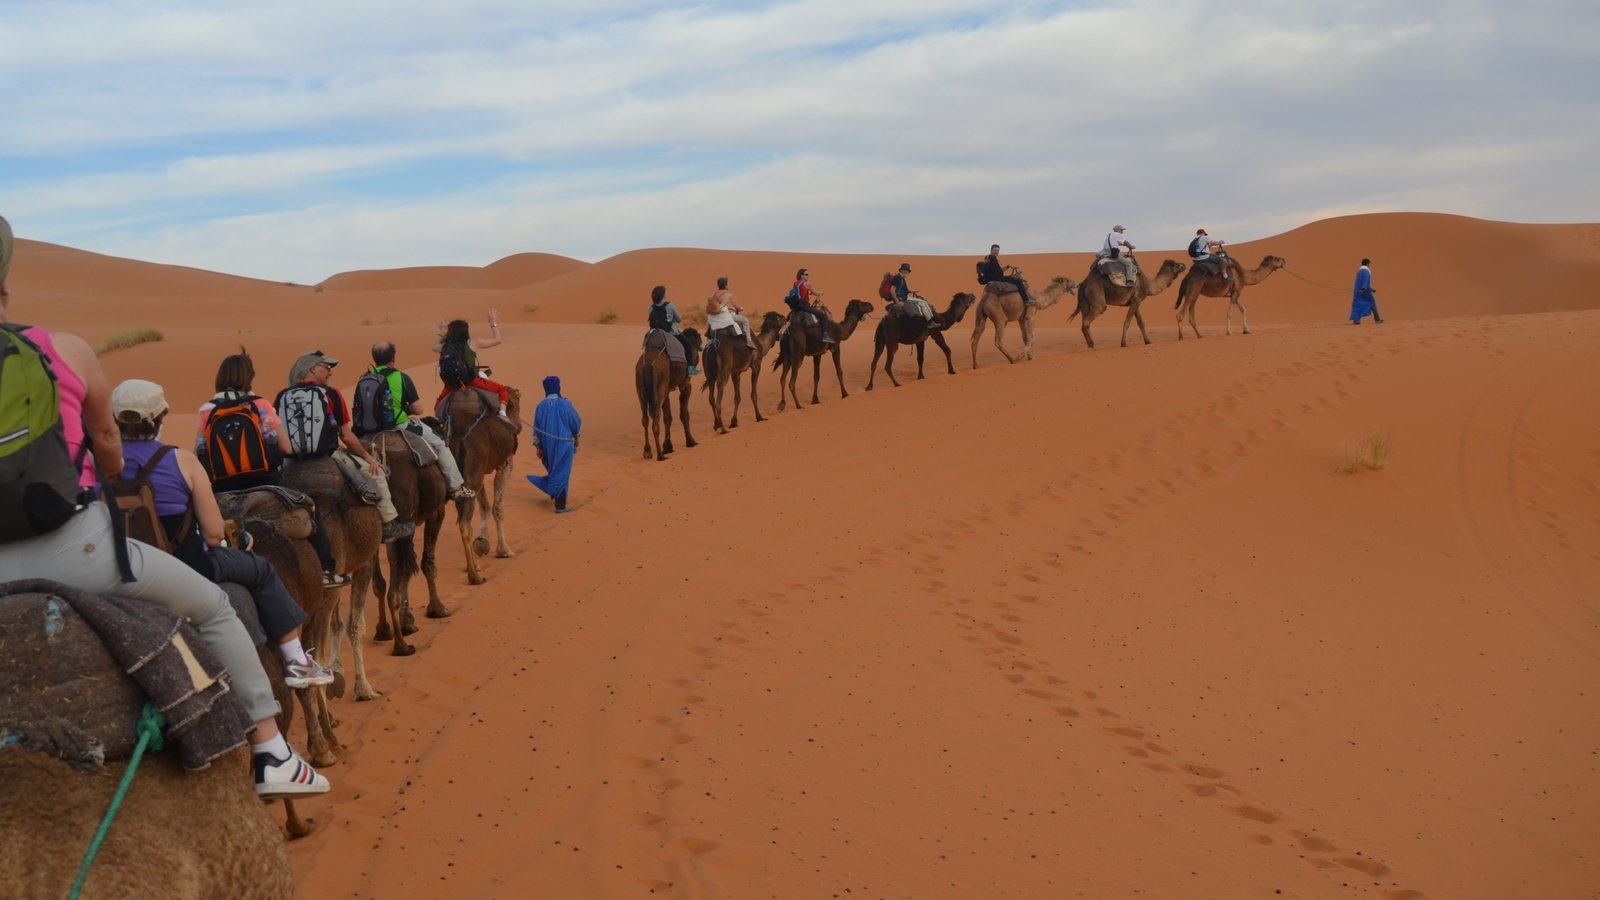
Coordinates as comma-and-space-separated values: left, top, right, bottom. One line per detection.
22, 326, 94, 488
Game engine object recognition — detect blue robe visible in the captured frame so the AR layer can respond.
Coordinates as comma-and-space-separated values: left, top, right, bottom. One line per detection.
1349, 267, 1376, 321
526, 394, 581, 500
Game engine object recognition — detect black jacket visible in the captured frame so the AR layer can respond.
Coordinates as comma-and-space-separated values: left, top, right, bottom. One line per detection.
978, 255, 1005, 284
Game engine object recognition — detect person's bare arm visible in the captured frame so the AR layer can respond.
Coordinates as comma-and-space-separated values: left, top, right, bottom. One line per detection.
340, 421, 383, 475
51, 332, 123, 479
177, 449, 226, 546
472, 307, 503, 350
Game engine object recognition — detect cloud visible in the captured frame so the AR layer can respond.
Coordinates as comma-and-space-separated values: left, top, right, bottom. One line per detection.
2, 0, 1595, 280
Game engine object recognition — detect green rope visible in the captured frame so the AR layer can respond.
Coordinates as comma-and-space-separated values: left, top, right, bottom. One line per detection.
69, 703, 165, 900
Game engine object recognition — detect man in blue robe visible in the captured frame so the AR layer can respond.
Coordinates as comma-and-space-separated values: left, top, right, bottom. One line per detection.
1350, 258, 1384, 324
526, 375, 582, 512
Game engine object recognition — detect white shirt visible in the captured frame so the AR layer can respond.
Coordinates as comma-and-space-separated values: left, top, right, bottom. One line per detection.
1103, 231, 1130, 253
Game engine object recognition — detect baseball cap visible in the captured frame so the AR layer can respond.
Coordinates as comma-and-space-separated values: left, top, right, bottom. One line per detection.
289, 350, 339, 385
111, 379, 169, 422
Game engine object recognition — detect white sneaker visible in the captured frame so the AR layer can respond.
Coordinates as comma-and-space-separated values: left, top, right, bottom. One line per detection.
283, 653, 335, 689
254, 747, 331, 798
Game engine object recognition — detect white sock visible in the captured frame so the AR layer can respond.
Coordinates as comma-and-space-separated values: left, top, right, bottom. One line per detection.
252, 732, 291, 761
278, 637, 307, 666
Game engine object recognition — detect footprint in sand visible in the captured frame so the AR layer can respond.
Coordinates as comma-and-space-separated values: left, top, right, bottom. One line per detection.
1231, 805, 1279, 824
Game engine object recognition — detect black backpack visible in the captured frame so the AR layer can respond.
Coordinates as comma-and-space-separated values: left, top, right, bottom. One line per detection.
1189, 236, 1206, 257
975, 260, 989, 285
438, 340, 474, 387
647, 302, 673, 332
352, 370, 397, 437
0, 324, 85, 542
275, 384, 341, 458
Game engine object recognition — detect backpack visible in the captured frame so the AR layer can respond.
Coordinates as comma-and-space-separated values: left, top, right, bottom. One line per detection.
275, 384, 340, 459
0, 324, 85, 543
783, 284, 807, 312
647, 302, 673, 333
352, 371, 397, 436
1188, 236, 1206, 257
106, 445, 192, 554
879, 273, 896, 301
438, 340, 474, 387
202, 396, 272, 481
975, 259, 989, 285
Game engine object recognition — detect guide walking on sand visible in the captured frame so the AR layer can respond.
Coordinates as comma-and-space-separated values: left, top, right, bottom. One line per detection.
526, 375, 582, 513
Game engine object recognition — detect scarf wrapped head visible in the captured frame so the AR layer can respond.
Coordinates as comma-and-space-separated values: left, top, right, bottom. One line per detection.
542, 375, 561, 396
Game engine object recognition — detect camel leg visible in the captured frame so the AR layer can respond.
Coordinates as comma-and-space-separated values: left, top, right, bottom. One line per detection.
867, 338, 884, 391
294, 686, 338, 767
1234, 291, 1251, 335
491, 462, 513, 557
370, 554, 391, 642
1020, 314, 1036, 361
993, 319, 1018, 364
914, 340, 926, 380
456, 492, 484, 586
349, 556, 383, 699
678, 384, 696, 449
729, 369, 743, 428
884, 341, 902, 388
931, 332, 955, 375
1132, 301, 1152, 345
660, 394, 675, 457
750, 367, 766, 422
423, 511, 450, 618
810, 354, 824, 405
970, 312, 987, 369
641, 403, 654, 459
383, 543, 417, 656
1120, 306, 1135, 348
281, 798, 313, 839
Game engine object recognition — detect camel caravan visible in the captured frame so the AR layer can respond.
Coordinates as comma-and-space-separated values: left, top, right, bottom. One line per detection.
1, 211, 527, 895
633, 234, 1285, 465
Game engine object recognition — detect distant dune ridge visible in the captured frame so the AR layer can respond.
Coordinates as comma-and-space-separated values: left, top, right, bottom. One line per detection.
5, 211, 1598, 898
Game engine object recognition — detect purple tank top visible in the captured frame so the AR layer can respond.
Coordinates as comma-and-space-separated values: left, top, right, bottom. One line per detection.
119, 440, 192, 517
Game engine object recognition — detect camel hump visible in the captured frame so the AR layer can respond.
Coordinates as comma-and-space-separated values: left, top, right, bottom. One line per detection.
987, 281, 1020, 297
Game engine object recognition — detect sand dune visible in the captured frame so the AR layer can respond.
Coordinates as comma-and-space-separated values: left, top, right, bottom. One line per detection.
6, 213, 1599, 899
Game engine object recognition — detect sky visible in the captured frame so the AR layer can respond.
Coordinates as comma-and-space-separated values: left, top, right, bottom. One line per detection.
2, 0, 1597, 283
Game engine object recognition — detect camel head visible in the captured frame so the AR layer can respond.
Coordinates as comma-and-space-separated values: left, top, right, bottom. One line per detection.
1156, 260, 1187, 280
679, 327, 703, 365
949, 292, 977, 315
759, 310, 786, 335
504, 385, 522, 419
1261, 255, 1287, 271
1048, 276, 1077, 295
843, 298, 875, 322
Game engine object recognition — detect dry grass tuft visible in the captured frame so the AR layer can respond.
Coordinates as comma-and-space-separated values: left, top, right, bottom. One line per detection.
597, 308, 618, 325
1338, 430, 1391, 473
96, 326, 164, 354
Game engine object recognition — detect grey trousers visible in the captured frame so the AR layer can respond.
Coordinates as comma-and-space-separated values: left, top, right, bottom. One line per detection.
407, 421, 464, 491
0, 502, 279, 722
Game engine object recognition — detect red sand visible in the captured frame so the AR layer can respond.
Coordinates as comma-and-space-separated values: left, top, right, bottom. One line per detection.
8, 212, 1599, 899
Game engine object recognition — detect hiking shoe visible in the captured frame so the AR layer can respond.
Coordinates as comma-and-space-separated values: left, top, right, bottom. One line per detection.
688, 365, 700, 375
283, 653, 336, 689
381, 520, 417, 544
321, 571, 352, 589
254, 748, 331, 798
450, 486, 476, 500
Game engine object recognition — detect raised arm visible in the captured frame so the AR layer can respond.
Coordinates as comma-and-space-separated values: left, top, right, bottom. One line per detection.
472, 307, 503, 350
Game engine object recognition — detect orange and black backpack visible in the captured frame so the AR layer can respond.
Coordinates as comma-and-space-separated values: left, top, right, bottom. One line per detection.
202, 396, 272, 480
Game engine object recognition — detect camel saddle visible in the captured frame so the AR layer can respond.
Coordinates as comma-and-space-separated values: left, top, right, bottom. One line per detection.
0, 579, 256, 773
986, 280, 1022, 296
643, 328, 688, 367
434, 386, 502, 421
284, 455, 380, 509
1093, 258, 1137, 288
214, 485, 315, 540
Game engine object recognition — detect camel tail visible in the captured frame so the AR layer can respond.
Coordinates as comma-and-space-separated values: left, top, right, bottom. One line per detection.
771, 333, 790, 372
638, 363, 656, 419
700, 344, 719, 392
1066, 296, 1082, 323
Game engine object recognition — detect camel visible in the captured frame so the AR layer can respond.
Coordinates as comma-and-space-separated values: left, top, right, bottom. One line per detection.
1173, 254, 1287, 338
440, 388, 521, 585
969, 275, 1078, 368
1069, 258, 1188, 349
0, 586, 293, 896
278, 458, 383, 701
369, 429, 449, 657
636, 328, 703, 461
1, 747, 292, 898
771, 299, 875, 410
867, 293, 977, 390
702, 311, 785, 432
214, 492, 344, 775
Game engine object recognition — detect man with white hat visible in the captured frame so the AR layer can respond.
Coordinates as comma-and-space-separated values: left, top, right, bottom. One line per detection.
1188, 228, 1232, 282
1099, 225, 1139, 287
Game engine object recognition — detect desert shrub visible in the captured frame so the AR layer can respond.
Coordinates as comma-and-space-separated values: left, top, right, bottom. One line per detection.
96, 326, 164, 354
597, 308, 618, 324
1337, 430, 1391, 473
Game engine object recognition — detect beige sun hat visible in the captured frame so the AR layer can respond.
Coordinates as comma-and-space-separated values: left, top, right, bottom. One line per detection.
111, 379, 169, 422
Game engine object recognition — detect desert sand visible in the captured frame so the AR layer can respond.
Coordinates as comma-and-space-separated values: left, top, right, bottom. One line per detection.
7, 212, 1599, 898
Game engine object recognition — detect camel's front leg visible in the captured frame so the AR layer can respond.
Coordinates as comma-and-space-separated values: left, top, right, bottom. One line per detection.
830, 346, 849, 399
1131, 301, 1152, 345
970, 314, 988, 369
491, 461, 513, 557
1233, 290, 1251, 335
809, 354, 824, 404
349, 557, 383, 699
659, 396, 675, 456
423, 513, 450, 618
913, 340, 927, 380
867, 338, 885, 391
729, 370, 744, 428
678, 385, 696, 448
1019, 315, 1036, 361
456, 492, 484, 585
993, 320, 1018, 364
931, 332, 956, 375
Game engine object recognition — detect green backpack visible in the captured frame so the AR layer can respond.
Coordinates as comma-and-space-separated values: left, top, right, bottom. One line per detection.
0, 324, 85, 542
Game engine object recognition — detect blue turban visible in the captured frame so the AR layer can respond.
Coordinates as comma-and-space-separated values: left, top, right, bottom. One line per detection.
542, 375, 561, 395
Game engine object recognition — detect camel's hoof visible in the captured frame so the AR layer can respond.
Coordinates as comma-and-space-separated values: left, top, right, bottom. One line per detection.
865, 384, 875, 392
401, 620, 419, 636
471, 536, 491, 557
284, 815, 316, 840
326, 671, 347, 699
373, 623, 392, 642
641, 450, 653, 459
495, 548, 514, 559
426, 605, 452, 620
685, 439, 697, 448
467, 573, 486, 586
392, 643, 416, 657
311, 750, 339, 768
355, 686, 382, 702
729, 420, 739, 429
